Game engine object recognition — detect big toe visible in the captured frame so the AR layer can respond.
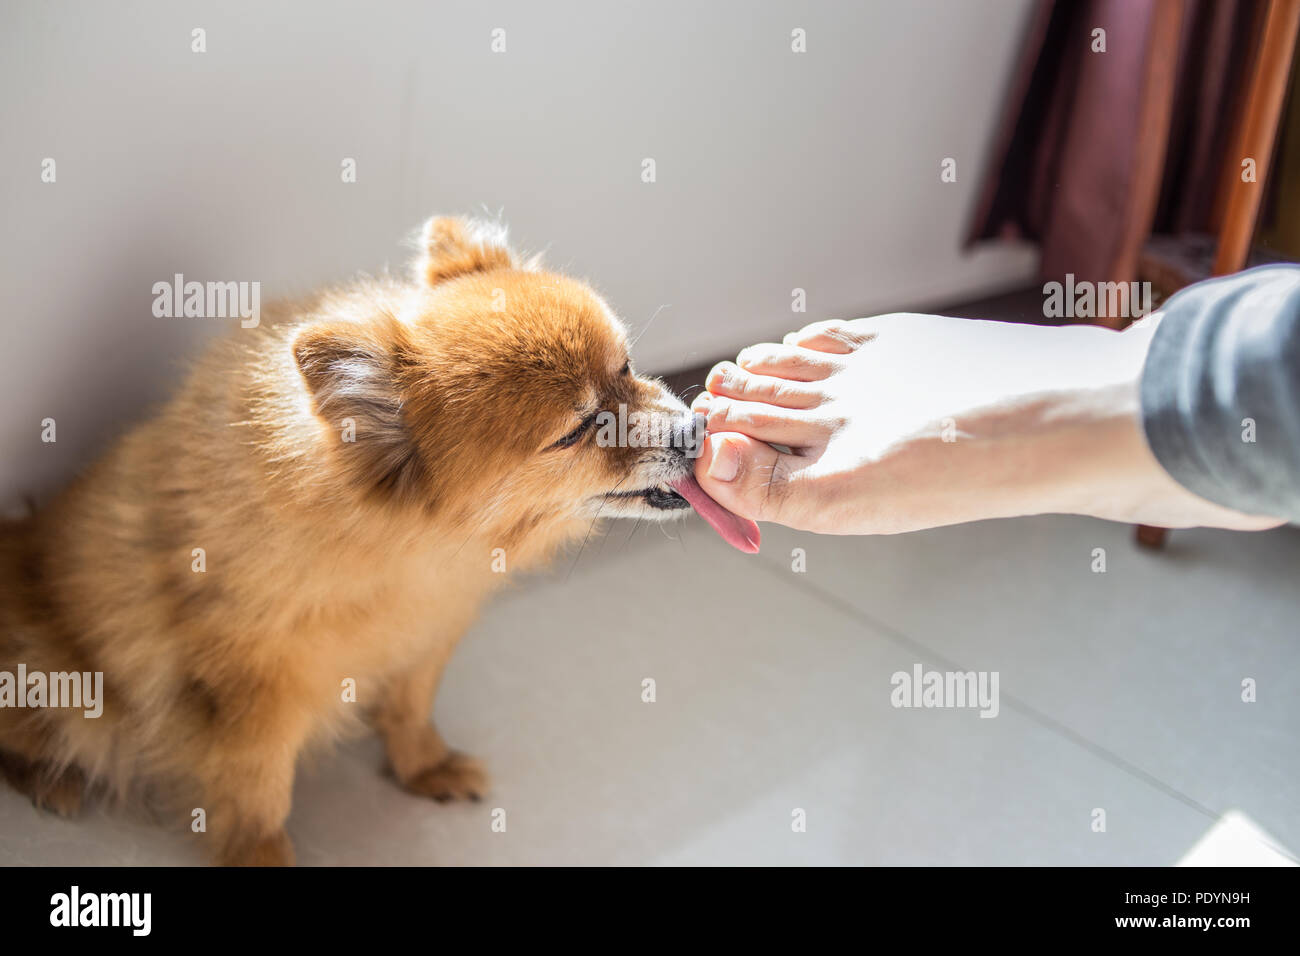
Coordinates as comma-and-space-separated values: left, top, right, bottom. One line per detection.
694, 432, 814, 528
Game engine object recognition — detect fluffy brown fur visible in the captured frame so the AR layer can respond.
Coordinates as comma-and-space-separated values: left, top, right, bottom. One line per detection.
0, 217, 699, 864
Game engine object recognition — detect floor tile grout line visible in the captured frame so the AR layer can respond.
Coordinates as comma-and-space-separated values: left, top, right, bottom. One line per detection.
748, 554, 1227, 824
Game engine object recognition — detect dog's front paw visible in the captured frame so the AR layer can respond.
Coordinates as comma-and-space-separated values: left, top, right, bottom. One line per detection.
33, 772, 85, 818
402, 751, 489, 803
217, 829, 295, 867
0, 755, 86, 818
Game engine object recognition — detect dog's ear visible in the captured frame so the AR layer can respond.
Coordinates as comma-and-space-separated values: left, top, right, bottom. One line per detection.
292, 318, 426, 500
415, 216, 517, 287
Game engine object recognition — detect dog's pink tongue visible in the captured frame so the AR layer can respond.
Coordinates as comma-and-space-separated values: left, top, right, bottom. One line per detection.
671, 474, 761, 553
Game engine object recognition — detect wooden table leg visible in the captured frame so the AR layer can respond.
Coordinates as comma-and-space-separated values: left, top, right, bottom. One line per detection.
1135, 525, 1169, 549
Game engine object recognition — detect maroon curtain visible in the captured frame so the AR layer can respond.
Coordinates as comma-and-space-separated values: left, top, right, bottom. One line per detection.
967, 0, 1267, 283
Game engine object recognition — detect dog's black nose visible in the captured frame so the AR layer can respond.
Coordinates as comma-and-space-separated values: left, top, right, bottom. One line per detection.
668, 412, 706, 458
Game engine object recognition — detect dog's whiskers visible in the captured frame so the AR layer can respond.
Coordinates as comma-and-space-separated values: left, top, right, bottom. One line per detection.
623, 512, 643, 548
566, 474, 633, 580
629, 304, 670, 352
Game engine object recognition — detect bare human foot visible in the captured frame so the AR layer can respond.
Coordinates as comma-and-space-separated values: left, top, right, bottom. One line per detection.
690, 313, 1281, 535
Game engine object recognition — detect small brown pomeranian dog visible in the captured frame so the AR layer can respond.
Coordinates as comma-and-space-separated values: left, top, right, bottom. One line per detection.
0, 217, 758, 865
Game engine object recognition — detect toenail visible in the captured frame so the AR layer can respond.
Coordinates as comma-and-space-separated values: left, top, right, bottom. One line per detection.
708, 436, 741, 482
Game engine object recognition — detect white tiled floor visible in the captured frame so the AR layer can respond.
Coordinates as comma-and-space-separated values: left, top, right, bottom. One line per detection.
2, 515, 1297, 865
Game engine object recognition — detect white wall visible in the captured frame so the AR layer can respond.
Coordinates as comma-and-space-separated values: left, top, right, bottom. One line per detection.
0, 0, 1037, 500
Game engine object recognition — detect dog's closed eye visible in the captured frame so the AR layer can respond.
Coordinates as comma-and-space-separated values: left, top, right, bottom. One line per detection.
549, 411, 600, 450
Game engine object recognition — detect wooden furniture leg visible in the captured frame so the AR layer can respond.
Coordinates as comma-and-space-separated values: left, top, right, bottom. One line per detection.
1137, 0, 1300, 550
